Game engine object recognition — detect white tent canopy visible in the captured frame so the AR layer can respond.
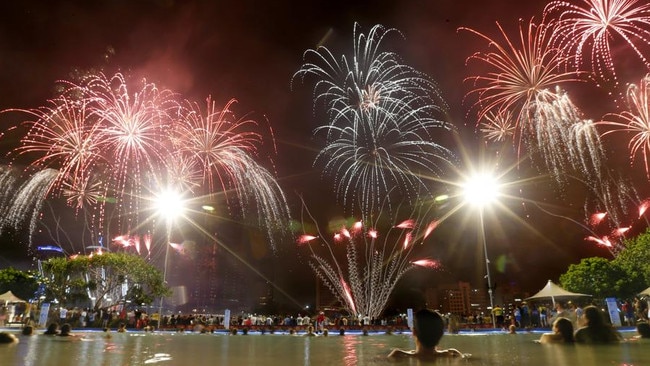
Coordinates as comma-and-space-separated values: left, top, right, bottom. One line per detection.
525, 280, 591, 306
0, 290, 26, 304
640, 286, 650, 297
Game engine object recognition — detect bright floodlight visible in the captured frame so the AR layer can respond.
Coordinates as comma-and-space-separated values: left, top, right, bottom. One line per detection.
154, 188, 185, 221
462, 173, 500, 207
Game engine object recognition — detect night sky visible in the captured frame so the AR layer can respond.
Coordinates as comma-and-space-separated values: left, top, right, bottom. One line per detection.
0, 0, 644, 307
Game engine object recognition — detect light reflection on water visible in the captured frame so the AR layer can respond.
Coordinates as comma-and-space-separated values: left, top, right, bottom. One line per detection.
0, 330, 648, 366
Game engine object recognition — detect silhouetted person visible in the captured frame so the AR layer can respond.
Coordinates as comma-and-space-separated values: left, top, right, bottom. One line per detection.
58, 323, 73, 337
0, 332, 18, 344
538, 317, 574, 343
21, 325, 34, 336
634, 322, 650, 339
43, 323, 59, 335
388, 309, 468, 359
574, 306, 622, 343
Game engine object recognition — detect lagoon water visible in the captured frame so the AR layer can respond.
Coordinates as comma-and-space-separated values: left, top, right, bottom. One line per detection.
0, 329, 648, 365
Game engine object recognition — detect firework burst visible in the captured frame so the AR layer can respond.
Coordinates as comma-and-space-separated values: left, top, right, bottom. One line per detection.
10, 95, 102, 202
461, 19, 580, 145
293, 23, 447, 135
295, 23, 454, 219
297, 202, 440, 319
4, 72, 290, 251
544, 0, 650, 84
173, 97, 290, 246
173, 98, 264, 193
316, 103, 454, 217
480, 110, 516, 143
86, 73, 177, 227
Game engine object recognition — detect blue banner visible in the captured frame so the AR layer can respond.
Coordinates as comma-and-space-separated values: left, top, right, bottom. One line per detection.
38, 303, 50, 327
605, 297, 622, 327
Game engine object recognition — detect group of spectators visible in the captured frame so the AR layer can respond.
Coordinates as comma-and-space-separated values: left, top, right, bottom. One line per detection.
6, 295, 649, 334
23, 306, 411, 332
446, 296, 650, 331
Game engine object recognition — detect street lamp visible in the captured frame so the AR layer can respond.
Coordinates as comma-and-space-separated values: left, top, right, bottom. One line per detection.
462, 172, 500, 328
154, 188, 186, 326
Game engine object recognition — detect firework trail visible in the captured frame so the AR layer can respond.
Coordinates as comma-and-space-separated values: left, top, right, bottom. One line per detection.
579, 173, 641, 255
5, 169, 58, 244
598, 74, 650, 179
544, 0, 650, 85
527, 87, 605, 186
296, 200, 440, 319
583, 193, 649, 255
0, 166, 19, 232
172, 97, 290, 247
294, 23, 454, 219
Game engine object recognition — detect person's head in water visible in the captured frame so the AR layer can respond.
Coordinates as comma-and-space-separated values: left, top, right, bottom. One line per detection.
44, 323, 59, 335
21, 326, 34, 336
59, 323, 72, 336
388, 308, 466, 359
637, 322, 650, 338
0, 332, 18, 343
413, 309, 444, 349
553, 317, 574, 342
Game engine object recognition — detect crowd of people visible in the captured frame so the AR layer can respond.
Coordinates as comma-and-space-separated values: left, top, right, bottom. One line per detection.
1, 302, 649, 361
447, 297, 650, 332
8, 305, 412, 335
3, 295, 649, 337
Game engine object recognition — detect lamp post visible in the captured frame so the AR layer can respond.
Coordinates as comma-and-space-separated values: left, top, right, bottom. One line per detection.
154, 188, 185, 327
462, 173, 500, 329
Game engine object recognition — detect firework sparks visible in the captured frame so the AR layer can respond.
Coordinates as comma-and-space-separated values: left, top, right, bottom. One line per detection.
173, 97, 290, 248
586, 235, 612, 247
528, 87, 605, 185
412, 259, 440, 268
4, 72, 290, 253
598, 74, 650, 178
480, 111, 516, 143
10, 96, 103, 203
544, 0, 650, 83
590, 212, 607, 226
297, 202, 440, 319
584, 197, 650, 255
296, 23, 454, 220
462, 18, 580, 138
293, 23, 448, 133
0, 166, 19, 235
6, 169, 58, 243
297, 234, 318, 245
640, 200, 650, 217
